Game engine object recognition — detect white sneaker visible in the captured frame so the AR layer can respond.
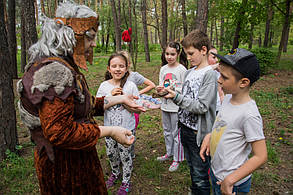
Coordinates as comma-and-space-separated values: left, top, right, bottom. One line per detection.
156, 154, 171, 161
169, 161, 179, 172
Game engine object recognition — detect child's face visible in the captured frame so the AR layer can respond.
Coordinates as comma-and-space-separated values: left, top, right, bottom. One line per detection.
218, 64, 240, 94
208, 48, 218, 65
108, 56, 128, 81
184, 46, 206, 68
165, 46, 178, 66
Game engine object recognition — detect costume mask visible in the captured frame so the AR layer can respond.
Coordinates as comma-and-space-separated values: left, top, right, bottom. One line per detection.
55, 17, 99, 71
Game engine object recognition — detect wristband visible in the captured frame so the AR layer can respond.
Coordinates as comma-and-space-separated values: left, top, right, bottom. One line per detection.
173, 93, 179, 101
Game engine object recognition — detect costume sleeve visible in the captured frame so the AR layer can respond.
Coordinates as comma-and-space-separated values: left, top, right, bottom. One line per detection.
173, 70, 217, 114
94, 96, 105, 116
39, 95, 101, 150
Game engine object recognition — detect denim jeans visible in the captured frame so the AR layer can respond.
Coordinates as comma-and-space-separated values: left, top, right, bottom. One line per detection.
210, 168, 251, 195
179, 122, 210, 195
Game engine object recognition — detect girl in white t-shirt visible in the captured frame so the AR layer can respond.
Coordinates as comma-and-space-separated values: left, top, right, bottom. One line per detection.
96, 53, 139, 194
156, 41, 187, 172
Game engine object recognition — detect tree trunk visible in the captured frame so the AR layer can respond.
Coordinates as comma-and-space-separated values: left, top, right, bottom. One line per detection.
181, 0, 188, 36
7, 0, 17, 79
128, 0, 133, 61
161, 0, 167, 48
152, 0, 161, 47
132, 0, 138, 71
248, 3, 257, 49
110, 0, 122, 51
215, 19, 218, 47
24, 0, 38, 56
168, 0, 175, 42
40, 0, 45, 15
210, 17, 213, 44
264, 3, 273, 47
232, 0, 248, 49
20, 1, 26, 73
283, 4, 293, 52
195, 0, 208, 33
0, 0, 18, 161
220, 16, 224, 51
141, 0, 150, 62
275, 0, 292, 65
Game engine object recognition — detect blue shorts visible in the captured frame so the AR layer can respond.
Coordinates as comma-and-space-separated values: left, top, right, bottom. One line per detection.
210, 169, 251, 195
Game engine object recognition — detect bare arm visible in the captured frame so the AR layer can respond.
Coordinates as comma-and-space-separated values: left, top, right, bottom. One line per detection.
104, 94, 145, 112
218, 139, 267, 195
139, 78, 156, 95
98, 126, 134, 147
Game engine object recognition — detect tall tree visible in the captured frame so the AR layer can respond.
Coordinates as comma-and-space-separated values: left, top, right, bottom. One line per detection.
161, 0, 167, 48
282, 3, 293, 52
232, 0, 248, 49
141, 0, 150, 62
195, 0, 209, 33
0, 0, 18, 161
264, 2, 274, 47
20, 2, 26, 72
272, 0, 293, 64
7, 0, 17, 79
181, 0, 188, 36
110, 0, 122, 51
21, 0, 38, 73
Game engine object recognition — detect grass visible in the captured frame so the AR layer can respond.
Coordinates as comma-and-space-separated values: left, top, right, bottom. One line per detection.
2, 45, 293, 194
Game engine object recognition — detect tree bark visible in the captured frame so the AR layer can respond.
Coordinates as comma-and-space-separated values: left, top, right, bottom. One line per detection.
40, 0, 45, 15
195, 0, 208, 33
110, 0, 122, 51
168, 0, 175, 42
264, 3, 273, 47
232, 0, 248, 49
132, 0, 138, 71
161, 0, 168, 48
20, 1, 26, 73
220, 16, 224, 51
0, 0, 18, 161
283, 4, 292, 52
7, 0, 17, 79
141, 0, 150, 62
181, 0, 188, 36
275, 0, 292, 65
152, 0, 161, 47
248, 3, 257, 49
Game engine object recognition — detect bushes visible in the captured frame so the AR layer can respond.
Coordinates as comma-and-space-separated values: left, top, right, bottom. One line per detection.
250, 48, 276, 75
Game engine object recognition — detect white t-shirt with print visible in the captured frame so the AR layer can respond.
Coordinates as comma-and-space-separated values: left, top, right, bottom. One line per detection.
96, 80, 139, 130
159, 64, 187, 112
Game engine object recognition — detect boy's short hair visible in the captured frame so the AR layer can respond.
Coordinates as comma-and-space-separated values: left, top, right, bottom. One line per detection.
181, 29, 210, 52
213, 48, 260, 84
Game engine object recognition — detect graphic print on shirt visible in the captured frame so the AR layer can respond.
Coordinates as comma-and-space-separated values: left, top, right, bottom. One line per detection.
210, 114, 227, 157
162, 73, 182, 89
178, 76, 202, 129
108, 104, 124, 126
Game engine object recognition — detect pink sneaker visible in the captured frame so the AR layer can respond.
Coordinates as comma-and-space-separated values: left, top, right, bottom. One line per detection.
117, 182, 131, 195
169, 161, 180, 172
156, 154, 172, 161
106, 173, 120, 188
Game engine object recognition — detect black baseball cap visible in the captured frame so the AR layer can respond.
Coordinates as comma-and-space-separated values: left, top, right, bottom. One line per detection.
212, 48, 260, 84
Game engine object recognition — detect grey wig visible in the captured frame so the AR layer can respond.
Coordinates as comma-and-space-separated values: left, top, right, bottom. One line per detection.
26, 2, 97, 71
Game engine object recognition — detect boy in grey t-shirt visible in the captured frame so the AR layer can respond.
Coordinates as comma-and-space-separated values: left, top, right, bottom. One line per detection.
200, 48, 267, 195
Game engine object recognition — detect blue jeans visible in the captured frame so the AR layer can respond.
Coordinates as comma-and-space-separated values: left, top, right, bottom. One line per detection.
210, 169, 251, 195
179, 122, 210, 195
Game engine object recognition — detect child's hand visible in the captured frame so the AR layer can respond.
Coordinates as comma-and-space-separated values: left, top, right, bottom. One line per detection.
111, 87, 123, 96
217, 177, 235, 195
163, 86, 176, 99
200, 133, 211, 162
155, 85, 164, 93
110, 126, 135, 147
